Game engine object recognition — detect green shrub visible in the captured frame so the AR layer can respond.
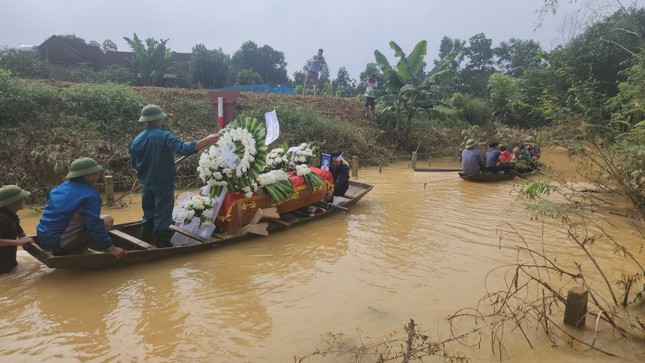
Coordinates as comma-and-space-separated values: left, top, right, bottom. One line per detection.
240, 103, 393, 165
60, 82, 142, 134
450, 93, 491, 125
0, 68, 59, 125
0, 49, 50, 78
99, 65, 135, 84
50, 64, 101, 83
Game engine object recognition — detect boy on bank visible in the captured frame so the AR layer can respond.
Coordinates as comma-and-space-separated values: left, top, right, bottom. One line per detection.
0, 185, 34, 274
37, 158, 126, 259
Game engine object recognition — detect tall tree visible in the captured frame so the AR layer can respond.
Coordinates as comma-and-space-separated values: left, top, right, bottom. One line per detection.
102, 39, 118, 52
332, 66, 357, 97
123, 33, 172, 86
190, 44, 231, 88
455, 33, 495, 97
231, 40, 289, 85
494, 38, 544, 76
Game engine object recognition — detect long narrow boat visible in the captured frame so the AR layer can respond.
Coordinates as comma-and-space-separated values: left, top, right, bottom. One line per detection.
458, 170, 536, 182
24, 180, 373, 270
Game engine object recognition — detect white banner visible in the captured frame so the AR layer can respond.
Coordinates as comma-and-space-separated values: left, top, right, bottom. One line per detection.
264, 109, 280, 145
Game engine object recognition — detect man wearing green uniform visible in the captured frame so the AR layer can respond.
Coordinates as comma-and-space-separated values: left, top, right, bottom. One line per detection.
130, 105, 220, 247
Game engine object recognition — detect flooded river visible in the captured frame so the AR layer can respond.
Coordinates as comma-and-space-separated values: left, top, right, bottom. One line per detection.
1, 149, 644, 362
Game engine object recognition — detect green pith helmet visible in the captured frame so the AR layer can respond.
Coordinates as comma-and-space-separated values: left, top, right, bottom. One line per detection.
66, 157, 103, 179
0, 185, 31, 208
138, 104, 167, 123
465, 139, 477, 149
525, 136, 536, 143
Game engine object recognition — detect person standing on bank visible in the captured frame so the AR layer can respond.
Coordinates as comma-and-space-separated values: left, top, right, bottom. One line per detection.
303, 49, 327, 96
364, 76, 377, 118
0, 185, 34, 274
130, 104, 220, 247
37, 158, 125, 258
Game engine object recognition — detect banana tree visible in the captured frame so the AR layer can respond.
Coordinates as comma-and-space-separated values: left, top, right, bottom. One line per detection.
375, 40, 455, 138
124, 33, 172, 86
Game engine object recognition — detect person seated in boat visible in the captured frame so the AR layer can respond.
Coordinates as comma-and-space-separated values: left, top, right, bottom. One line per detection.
36, 158, 126, 259
0, 185, 34, 274
499, 145, 513, 164
511, 146, 535, 173
461, 139, 485, 176
525, 136, 541, 160
328, 150, 350, 199
486, 141, 513, 174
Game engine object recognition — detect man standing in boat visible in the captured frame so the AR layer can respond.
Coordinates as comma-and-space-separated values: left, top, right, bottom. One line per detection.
130, 104, 220, 247
461, 139, 485, 176
36, 158, 126, 259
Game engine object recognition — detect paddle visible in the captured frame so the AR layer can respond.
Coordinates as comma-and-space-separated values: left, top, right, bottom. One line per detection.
111, 153, 196, 204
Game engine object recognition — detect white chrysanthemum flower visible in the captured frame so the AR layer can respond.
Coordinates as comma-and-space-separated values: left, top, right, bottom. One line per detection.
296, 164, 312, 176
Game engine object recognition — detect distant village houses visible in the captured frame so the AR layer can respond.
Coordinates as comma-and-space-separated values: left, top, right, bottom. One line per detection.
36, 35, 192, 85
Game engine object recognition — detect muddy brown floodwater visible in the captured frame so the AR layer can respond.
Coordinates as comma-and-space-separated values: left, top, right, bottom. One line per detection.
1, 149, 644, 362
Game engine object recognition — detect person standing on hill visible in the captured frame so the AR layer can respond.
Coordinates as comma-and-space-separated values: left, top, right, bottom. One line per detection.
364, 76, 377, 118
303, 49, 326, 96
130, 104, 220, 247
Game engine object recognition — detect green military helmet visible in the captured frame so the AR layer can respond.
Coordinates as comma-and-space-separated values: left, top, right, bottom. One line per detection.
0, 185, 31, 208
138, 104, 167, 123
465, 139, 477, 149
66, 157, 103, 179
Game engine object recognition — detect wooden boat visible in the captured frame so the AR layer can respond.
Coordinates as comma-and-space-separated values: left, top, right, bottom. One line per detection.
413, 167, 463, 172
23, 180, 373, 270
458, 170, 536, 182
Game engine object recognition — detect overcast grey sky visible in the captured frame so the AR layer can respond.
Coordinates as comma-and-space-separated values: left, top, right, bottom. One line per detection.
0, 0, 622, 79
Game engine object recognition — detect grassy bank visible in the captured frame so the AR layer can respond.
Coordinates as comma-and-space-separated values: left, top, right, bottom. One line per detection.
0, 73, 402, 201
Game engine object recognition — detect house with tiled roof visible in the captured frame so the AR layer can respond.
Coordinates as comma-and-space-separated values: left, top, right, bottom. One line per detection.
37, 35, 104, 70
38, 35, 194, 84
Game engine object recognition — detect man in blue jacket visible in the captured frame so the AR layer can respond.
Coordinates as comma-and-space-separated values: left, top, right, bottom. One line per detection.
37, 158, 126, 258
130, 104, 220, 247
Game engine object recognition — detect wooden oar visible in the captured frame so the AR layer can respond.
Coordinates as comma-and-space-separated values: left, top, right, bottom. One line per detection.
414, 167, 463, 172
111, 153, 195, 204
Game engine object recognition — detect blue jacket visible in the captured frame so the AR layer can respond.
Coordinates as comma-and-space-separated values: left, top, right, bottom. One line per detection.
37, 179, 112, 250
130, 125, 197, 190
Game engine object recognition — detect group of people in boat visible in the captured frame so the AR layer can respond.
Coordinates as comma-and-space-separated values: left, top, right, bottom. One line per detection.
461, 137, 541, 176
1, 104, 352, 273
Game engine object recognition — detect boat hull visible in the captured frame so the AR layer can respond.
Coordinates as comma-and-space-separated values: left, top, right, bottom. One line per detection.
23, 181, 373, 270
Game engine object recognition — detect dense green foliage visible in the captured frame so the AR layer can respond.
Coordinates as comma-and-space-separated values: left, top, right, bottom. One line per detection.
231, 40, 288, 85
123, 33, 172, 86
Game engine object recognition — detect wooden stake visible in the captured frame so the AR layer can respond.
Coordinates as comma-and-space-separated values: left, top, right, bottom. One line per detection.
410, 152, 417, 169
564, 287, 588, 328
105, 175, 114, 206
352, 156, 358, 177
